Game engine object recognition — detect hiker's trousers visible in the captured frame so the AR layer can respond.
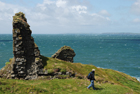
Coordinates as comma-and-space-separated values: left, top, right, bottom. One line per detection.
87, 80, 95, 90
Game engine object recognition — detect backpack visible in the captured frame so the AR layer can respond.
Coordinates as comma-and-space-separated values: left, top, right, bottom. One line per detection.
87, 72, 91, 79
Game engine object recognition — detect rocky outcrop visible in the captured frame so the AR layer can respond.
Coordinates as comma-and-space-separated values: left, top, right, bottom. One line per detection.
52, 46, 76, 62
0, 12, 44, 80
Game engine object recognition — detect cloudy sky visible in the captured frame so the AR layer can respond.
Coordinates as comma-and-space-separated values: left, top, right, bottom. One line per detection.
0, 0, 140, 34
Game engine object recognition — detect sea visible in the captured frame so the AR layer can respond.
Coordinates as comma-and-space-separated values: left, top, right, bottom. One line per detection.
0, 34, 140, 82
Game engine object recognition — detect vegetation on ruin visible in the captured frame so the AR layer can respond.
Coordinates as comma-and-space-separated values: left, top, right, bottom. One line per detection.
55, 45, 74, 53
13, 12, 29, 29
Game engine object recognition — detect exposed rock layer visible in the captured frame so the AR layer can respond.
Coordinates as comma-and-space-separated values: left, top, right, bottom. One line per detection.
52, 46, 76, 62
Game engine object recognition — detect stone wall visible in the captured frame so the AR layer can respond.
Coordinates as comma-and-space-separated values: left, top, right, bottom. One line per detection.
11, 12, 43, 79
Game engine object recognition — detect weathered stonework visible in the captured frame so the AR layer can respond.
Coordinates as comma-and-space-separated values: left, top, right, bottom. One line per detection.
11, 12, 44, 80
0, 12, 78, 80
52, 46, 76, 62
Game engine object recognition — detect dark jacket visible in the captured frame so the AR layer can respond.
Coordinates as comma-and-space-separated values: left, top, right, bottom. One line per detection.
88, 71, 95, 81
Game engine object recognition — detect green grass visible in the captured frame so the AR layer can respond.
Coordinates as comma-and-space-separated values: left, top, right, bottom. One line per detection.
103, 69, 140, 93
0, 55, 140, 94
47, 69, 54, 74
60, 69, 66, 73
5, 62, 10, 65
0, 78, 138, 94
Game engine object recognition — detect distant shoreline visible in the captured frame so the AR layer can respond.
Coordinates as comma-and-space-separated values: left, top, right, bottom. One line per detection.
1, 33, 140, 35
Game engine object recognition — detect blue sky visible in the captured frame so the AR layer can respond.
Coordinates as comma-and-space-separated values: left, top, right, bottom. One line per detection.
0, 0, 140, 34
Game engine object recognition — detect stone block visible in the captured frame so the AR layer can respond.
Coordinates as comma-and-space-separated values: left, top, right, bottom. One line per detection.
13, 33, 17, 38
15, 51, 24, 55
66, 72, 69, 75
14, 40, 17, 44
18, 62, 23, 65
44, 70, 48, 74
58, 72, 62, 75
14, 48, 18, 51
16, 65, 19, 68
11, 74, 15, 78
15, 30, 20, 34
19, 71, 24, 74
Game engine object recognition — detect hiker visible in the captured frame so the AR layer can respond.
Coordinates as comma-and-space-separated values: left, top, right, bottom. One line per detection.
87, 69, 96, 90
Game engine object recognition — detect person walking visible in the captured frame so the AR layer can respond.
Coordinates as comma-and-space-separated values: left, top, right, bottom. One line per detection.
87, 69, 96, 90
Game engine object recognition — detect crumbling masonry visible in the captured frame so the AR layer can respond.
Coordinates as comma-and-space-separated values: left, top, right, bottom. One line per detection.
0, 12, 77, 80
11, 12, 43, 79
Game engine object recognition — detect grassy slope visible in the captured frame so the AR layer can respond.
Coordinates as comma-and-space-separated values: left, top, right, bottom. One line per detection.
0, 56, 140, 94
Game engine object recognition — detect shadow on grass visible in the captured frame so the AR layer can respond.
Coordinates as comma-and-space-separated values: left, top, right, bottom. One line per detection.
40, 55, 49, 67
95, 87, 103, 90
87, 87, 103, 90
0, 81, 7, 85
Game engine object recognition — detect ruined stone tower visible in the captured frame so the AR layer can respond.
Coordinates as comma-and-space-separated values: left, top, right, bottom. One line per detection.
11, 12, 43, 79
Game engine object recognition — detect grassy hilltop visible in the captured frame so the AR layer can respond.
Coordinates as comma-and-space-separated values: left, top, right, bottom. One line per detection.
0, 55, 140, 94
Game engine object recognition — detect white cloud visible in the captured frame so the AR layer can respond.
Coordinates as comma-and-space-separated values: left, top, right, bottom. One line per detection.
56, 0, 67, 7
133, 18, 140, 23
34, 0, 111, 26
37, 0, 55, 10
0, 0, 112, 34
0, 1, 29, 34
90, 13, 110, 25
0, 17, 2, 21
0, 1, 28, 21
98, 10, 111, 17
131, 0, 140, 15
0, 1, 5, 7
71, 5, 87, 14
43, 0, 55, 5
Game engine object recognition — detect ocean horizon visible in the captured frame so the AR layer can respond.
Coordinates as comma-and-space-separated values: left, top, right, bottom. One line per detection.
0, 34, 140, 81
